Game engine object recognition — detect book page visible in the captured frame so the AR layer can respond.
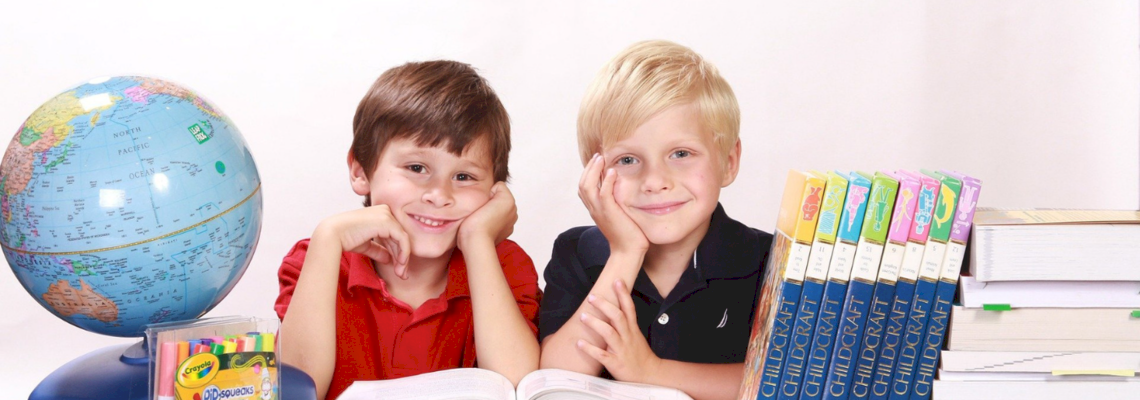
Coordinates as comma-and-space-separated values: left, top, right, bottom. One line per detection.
973, 208, 1140, 225
338, 368, 515, 400
516, 369, 693, 400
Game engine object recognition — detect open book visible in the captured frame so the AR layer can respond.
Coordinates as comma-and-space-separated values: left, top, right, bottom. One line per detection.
337, 368, 693, 400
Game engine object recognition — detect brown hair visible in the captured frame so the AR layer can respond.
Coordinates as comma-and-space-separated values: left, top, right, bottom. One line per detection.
351, 60, 511, 205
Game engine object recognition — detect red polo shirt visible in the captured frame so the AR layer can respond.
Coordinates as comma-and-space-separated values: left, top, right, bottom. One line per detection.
275, 239, 540, 400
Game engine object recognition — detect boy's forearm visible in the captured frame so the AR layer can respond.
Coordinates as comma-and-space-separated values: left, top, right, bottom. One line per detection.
646, 361, 744, 400
279, 225, 341, 400
464, 239, 540, 385
539, 251, 644, 374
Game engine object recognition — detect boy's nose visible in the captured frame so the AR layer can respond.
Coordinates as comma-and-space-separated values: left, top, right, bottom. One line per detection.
422, 182, 455, 207
640, 164, 673, 193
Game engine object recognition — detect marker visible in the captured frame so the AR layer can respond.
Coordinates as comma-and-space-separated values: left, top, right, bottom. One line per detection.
240, 337, 257, 352
208, 336, 224, 346
193, 344, 210, 355
187, 340, 202, 355
245, 332, 261, 351
158, 342, 178, 400
210, 343, 225, 355
177, 341, 190, 365
260, 333, 276, 352
223, 340, 237, 354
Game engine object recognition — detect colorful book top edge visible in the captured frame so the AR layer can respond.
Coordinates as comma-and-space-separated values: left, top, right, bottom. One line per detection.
813, 171, 850, 244
902, 170, 940, 243
886, 171, 920, 245
860, 172, 899, 244
794, 172, 828, 245
921, 169, 961, 242
776, 170, 811, 237
835, 171, 872, 244
940, 171, 981, 244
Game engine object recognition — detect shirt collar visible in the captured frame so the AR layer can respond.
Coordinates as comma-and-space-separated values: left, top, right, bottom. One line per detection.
345, 250, 471, 301
579, 203, 764, 281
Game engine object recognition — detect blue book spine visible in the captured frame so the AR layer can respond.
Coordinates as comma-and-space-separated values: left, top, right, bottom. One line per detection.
800, 278, 849, 400
778, 278, 825, 400
869, 276, 916, 400
821, 278, 875, 400
849, 278, 896, 400
908, 280, 954, 400
887, 278, 937, 400
909, 172, 979, 400
758, 280, 804, 400
910, 238, 971, 400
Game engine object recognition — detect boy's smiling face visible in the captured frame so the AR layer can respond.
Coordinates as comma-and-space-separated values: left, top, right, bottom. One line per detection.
604, 102, 740, 247
352, 136, 495, 261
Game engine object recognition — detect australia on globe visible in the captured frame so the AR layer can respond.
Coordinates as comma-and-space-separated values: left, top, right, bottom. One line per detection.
1, 76, 262, 337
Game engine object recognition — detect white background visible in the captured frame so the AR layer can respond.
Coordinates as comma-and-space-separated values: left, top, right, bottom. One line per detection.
1, 1, 1137, 397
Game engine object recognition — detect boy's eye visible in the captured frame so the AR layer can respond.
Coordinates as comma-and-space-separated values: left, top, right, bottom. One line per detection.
671, 150, 691, 159
617, 156, 638, 166
455, 173, 474, 181
406, 164, 426, 173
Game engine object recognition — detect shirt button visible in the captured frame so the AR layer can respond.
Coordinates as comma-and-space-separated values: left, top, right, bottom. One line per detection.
657, 313, 670, 325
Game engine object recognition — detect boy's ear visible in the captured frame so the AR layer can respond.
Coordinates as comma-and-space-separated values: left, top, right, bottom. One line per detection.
720, 139, 742, 187
347, 152, 371, 196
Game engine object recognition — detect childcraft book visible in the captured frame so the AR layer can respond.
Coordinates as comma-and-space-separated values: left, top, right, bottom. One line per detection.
869, 170, 939, 400
336, 368, 693, 400
776, 171, 849, 400
909, 171, 981, 400
740, 170, 826, 400
799, 171, 872, 400
820, 172, 897, 400
888, 170, 960, 400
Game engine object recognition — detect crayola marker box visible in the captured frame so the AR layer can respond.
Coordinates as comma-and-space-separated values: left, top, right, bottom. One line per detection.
146, 316, 279, 400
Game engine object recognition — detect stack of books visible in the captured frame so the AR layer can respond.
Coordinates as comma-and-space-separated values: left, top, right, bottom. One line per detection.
740, 169, 980, 400
933, 209, 1140, 400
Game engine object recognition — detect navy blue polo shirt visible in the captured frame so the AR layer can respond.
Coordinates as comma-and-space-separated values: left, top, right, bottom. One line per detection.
539, 204, 773, 364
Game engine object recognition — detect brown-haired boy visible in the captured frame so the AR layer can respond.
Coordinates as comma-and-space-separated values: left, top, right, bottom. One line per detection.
276, 61, 540, 400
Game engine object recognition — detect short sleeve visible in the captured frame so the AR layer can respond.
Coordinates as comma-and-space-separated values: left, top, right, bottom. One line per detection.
538, 227, 594, 343
274, 239, 311, 321
497, 240, 542, 336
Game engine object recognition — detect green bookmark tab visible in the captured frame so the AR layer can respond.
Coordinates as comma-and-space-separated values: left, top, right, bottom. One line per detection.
983, 304, 1012, 311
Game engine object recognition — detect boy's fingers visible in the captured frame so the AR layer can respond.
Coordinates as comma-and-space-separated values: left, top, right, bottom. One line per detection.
576, 339, 611, 365
577, 154, 593, 188
614, 280, 639, 328
599, 168, 618, 208
580, 313, 619, 347
578, 154, 600, 194
392, 228, 411, 266
588, 294, 628, 338
363, 242, 393, 265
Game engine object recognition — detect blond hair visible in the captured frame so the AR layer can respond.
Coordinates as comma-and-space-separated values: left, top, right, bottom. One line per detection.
577, 40, 740, 165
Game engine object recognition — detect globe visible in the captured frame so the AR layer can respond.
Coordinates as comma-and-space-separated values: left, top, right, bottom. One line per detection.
1, 75, 263, 338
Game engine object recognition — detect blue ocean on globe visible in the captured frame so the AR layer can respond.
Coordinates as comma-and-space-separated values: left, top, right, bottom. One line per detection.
1, 76, 262, 337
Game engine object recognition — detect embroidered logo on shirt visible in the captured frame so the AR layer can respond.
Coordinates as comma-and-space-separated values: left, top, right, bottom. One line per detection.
716, 308, 728, 328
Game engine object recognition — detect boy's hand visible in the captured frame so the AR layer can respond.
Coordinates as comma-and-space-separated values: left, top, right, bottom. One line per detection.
576, 279, 662, 384
457, 181, 517, 252
322, 204, 411, 279
579, 153, 649, 255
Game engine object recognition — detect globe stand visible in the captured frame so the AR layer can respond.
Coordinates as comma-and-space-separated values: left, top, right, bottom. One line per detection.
28, 340, 316, 400
29, 341, 150, 400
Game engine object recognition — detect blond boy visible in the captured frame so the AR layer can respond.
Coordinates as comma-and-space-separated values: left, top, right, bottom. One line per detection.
539, 41, 773, 400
